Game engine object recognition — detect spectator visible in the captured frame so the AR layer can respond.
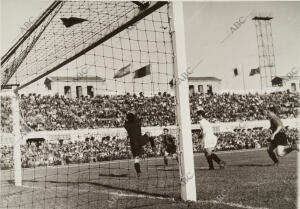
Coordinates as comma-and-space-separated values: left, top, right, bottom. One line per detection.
1, 127, 298, 169
1, 91, 298, 132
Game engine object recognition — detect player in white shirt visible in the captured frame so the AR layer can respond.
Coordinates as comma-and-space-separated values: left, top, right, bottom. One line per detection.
197, 109, 226, 170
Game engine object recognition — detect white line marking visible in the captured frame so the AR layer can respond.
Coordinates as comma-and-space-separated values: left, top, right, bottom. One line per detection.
19, 185, 269, 209
20, 185, 175, 201
108, 190, 175, 201
198, 200, 269, 209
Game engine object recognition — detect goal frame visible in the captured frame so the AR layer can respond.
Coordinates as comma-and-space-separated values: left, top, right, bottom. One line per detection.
11, 87, 22, 186
170, 2, 197, 201
6, 1, 197, 201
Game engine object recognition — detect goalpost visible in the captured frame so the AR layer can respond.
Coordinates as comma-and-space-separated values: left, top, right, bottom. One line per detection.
170, 2, 197, 201
0, 85, 22, 187
1, 1, 197, 207
11, 87, 22, 187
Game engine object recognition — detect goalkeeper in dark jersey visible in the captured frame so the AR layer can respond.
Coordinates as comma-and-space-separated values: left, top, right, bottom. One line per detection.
160, 128, 178, 166
124, 112, 155, 176
262, 106, 298, 165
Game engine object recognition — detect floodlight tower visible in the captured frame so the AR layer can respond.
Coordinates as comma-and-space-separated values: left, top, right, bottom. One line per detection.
252, 16, 276, 89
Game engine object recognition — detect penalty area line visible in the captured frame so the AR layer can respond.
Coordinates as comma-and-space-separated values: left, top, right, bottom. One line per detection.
20, 184, 176, 202
197, 200, 269, 209
10, 185, 270, 209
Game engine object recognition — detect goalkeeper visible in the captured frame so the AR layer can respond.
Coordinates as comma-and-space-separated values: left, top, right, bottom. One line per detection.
124, 112, 155, 176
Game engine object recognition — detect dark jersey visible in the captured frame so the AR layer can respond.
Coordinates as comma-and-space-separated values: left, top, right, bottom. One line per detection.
124, 117, 149, 156
162, 134, 175, 147
269, 113, 288, 146
161, 134, 176, 153
124, 118, 142, 141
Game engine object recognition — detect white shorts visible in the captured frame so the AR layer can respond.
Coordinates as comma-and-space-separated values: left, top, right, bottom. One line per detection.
164, 150, 177, 158
276, 145, 287, 157
203, 135, 218, 149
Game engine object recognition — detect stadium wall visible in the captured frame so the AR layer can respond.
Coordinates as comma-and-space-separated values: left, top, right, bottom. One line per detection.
1, 118, 298, 145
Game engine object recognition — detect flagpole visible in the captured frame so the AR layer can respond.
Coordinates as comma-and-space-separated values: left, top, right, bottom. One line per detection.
132, 70, 135, 95
241, 64, 246, 93
260, 72, 262, 93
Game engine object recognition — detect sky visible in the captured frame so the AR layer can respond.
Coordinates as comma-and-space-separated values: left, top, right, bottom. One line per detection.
183, 1, 300, 91
1, 0, 300, 92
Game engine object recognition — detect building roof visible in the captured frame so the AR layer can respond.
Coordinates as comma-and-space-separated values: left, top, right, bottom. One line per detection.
46, 76, 105, 82
188, 77, 221, 81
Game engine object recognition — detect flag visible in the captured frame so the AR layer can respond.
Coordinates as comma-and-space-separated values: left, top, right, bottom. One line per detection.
133, 64, 151, 79
233, 68, 238, 76
44, 77, 52, 90
169, 79, 174, 88
249, 67, 260, 76
61, 17, 87, 28
113, 64, 131, 79
271, 77, 283, 86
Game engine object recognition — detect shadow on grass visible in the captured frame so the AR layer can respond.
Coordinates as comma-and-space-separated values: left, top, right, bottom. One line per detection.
98, 173, 128, 177
124, 201, 177, 209
157, 167, 178, 171
230, 163, 274, 167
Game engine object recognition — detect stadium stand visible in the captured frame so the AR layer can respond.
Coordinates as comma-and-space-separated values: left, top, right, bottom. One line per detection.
1, 91, 298, 132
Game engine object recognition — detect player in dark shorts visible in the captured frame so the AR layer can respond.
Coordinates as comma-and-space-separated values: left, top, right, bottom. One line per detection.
124, 112, 155, 176
262, 106, 298, 165
161, 128, 178, 166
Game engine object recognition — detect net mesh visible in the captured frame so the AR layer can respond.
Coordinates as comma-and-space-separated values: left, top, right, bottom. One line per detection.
1, 2, 184, 209
2, 1, 173, 94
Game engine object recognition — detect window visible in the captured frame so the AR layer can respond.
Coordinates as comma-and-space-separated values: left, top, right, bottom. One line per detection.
64, 86, 71, 98
207, 85, 213, 95
198, 85, 203, 93
87, 86, 94, 97
291, 83, 296, 92
76, 86, 82, 98
189, 85, 194, 95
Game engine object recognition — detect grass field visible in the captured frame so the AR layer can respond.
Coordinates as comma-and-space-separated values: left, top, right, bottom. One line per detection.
1, 149, 298, 209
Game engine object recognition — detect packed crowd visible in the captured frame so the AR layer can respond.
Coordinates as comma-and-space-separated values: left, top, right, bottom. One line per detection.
1, 127, 298, 169
1, 96, 13, 133
1, 91, 298, 132
190, 91, 298, 123
192, 128, 271, 151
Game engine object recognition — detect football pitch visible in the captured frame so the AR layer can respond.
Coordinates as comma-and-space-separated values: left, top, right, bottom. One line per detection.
1, 149, 298, 209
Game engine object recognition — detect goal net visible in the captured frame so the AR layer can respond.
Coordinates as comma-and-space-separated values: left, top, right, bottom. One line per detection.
1, 1, 196, 209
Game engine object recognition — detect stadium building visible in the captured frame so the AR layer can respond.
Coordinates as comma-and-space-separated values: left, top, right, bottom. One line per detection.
271, 75, 300, 93
188, 77, 222, 95
44, 76, 105, 98
20, 76, 222, 98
